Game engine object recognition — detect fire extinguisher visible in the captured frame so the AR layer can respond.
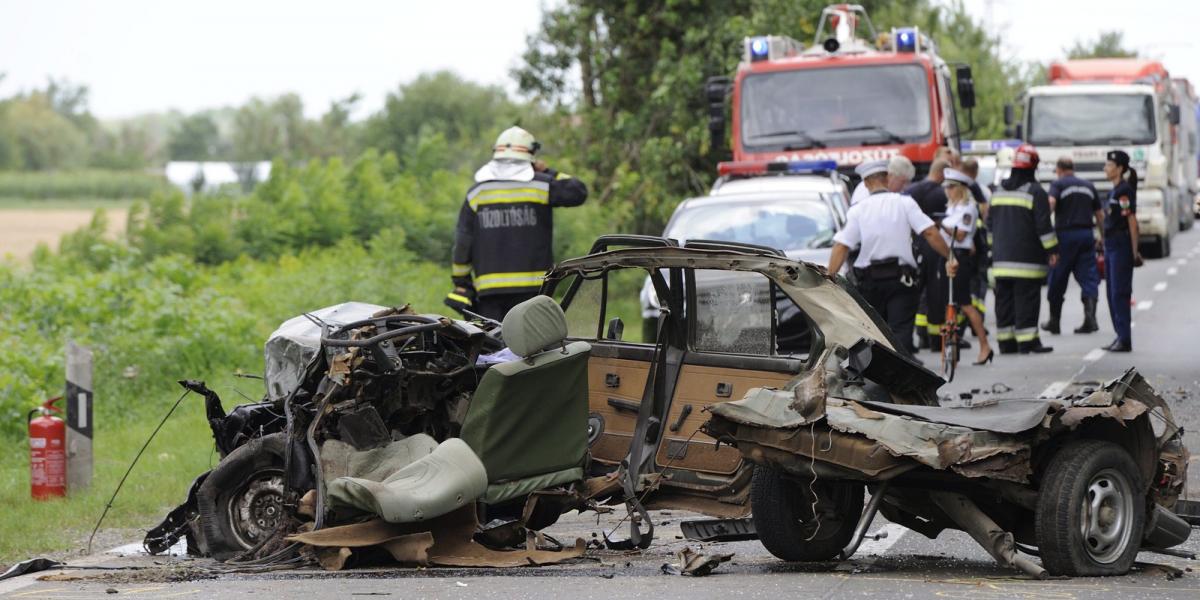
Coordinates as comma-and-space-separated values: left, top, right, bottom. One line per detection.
29, 396, 66, 500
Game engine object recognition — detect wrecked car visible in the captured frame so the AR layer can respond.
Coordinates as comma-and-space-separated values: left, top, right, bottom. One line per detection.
148, 235, 1189, 578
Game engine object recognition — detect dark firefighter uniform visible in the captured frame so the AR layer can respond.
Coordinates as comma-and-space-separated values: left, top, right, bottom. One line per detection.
450, 169, 587, 321
903, 169, 949, 348
987, 144, 1057, 354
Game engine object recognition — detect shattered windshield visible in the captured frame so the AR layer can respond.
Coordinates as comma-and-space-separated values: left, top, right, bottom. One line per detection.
665, 196, 836, 252
740, 64, 932, 150
1027, 93, 1156, 145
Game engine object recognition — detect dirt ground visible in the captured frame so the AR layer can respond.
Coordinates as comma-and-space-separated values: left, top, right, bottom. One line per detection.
0, 208, 127, 261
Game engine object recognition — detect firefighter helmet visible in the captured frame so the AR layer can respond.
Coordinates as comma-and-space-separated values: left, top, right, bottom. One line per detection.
1012, 143, 1039, 169
493, 127, 540, 162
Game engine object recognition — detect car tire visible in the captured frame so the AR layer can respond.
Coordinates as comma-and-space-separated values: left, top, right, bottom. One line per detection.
196, 433, 289, 561
751, 465, 864, 562
1035, 439, 1145, 576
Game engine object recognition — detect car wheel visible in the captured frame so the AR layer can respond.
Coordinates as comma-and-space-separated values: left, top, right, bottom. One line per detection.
196, 433, 289, 560
1035, 439, 1144, 576
751, 465, 863, 562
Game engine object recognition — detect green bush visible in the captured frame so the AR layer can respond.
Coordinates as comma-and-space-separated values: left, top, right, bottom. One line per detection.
0, 169, 171, 200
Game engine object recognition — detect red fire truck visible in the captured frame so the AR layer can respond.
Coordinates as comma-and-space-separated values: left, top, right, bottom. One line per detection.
706, 4, 976, 179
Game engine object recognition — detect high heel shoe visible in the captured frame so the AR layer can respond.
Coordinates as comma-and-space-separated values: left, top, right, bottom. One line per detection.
973, 349, 994, 366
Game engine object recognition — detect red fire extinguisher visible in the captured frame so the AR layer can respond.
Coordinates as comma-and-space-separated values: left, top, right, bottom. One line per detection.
29, 396, 67, 500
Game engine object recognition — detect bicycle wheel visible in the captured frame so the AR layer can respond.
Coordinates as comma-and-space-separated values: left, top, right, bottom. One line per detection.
940, 321, 958, 381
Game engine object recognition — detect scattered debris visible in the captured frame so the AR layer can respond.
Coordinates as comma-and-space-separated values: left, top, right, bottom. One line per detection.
0, 558, 63, 581
661, 547, 734, 576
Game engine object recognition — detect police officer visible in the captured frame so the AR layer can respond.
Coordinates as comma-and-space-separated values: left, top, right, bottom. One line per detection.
850, 155, 915, 205
1042, 157, 1103, 335
828, 160, 957, 350
1101, 150, 1141, 352
987, 144, 1057, 354
927, 169, 993, 364
961, 158, 992, 324
447, 126, 588, 321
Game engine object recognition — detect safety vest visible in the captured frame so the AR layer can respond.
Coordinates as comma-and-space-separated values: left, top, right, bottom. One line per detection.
987, 181, 1057, 279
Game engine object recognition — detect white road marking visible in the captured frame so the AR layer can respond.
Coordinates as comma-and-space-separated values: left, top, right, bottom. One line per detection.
1039, 380, 1070, 399
1137, 300, 1154, 311
1167, 267, 1179, 276
855, 523, 909, 556
1083, 348, 1106, 362
1154, 281, 1168, 292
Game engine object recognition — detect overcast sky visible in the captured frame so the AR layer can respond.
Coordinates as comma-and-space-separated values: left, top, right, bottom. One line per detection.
1, 0, 1198, 120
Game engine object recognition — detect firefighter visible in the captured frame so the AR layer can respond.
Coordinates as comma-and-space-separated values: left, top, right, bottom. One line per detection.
828, 160, 956, 350
987, 144, 1057, 354
1042, 157, 1103, 335
446, 126, 588, 321
904, 158, 950, 349
1101, 150, 1141, 352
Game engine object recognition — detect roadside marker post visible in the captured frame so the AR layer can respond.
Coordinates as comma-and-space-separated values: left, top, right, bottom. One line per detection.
66, 341, 93, 493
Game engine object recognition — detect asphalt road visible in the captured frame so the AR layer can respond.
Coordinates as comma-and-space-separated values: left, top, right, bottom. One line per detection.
5, 228, 1200, 599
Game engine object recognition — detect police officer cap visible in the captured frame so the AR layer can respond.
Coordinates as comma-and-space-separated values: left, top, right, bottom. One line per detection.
1107, 150, 1131, 167
942, 168, 972, 187
854, 159, 888, 179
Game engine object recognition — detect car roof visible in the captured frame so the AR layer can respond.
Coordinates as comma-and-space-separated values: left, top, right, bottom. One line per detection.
711, 174, 841, 196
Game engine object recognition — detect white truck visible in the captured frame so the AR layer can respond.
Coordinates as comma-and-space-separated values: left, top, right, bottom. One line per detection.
1008, 59, 1189, 258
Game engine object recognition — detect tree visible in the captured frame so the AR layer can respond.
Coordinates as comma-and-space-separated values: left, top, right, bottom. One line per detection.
1067, 31, 1138, 59
231, 93, 315, 162
168, 113, 223, 160
364, 71, 525, 171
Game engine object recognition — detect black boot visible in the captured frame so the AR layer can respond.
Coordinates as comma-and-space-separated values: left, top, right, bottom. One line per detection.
1074, 298, 1099, 334
998, 339, 1019, 355
1041, 303, 1061, 335
1019, 338, 1054, 354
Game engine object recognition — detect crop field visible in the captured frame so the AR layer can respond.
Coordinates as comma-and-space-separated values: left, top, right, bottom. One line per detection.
0, 204, 128, 261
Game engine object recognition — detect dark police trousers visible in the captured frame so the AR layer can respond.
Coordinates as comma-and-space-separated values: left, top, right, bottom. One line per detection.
856, 276, 920, 347
1047, 227, 1100, 305
995, 278, 1042, 351
1104, 231, 1134, 345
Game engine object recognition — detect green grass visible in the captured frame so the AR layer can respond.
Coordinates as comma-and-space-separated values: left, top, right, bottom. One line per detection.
0, 198, 136, 211
0, 170, 171, 201
0, 375, 240, 563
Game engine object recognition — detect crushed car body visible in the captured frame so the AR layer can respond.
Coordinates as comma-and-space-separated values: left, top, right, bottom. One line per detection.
146, 236, 1190, 577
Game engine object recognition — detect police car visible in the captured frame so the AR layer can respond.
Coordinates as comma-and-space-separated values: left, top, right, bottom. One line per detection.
640, 160, 851, 344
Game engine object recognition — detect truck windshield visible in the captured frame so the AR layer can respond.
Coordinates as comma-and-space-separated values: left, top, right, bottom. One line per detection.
740, 64, 932, 150
1027, 94, 1156, 145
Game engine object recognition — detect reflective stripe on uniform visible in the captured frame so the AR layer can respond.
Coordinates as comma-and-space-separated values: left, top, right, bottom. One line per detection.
992, 261, 1048, 279
1040, 232, 1058, 249
1015, 327, 1039, 342
991, 191, 1033, 210
914, 313, 927, 327
555, 171, 573, 180
475, 271, 545, 291
451, 263, 472, 277
996, 327, 1016, 341
927, 324, 942, 334
467, 180, 550, 211
971, 297, 987, 313
445, 292, 472, 305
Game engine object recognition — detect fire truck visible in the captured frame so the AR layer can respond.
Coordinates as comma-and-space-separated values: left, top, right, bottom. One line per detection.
706, 4, 977, 180
1007, 59, 1194, 257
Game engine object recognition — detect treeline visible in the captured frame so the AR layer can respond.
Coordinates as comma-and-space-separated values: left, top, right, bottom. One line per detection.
0, 71, 540, 176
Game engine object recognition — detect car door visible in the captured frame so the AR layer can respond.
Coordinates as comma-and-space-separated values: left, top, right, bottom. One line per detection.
649, 268, 807, 515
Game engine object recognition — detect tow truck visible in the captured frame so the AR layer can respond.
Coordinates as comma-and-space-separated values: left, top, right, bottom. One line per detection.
705, 3, 977, 180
